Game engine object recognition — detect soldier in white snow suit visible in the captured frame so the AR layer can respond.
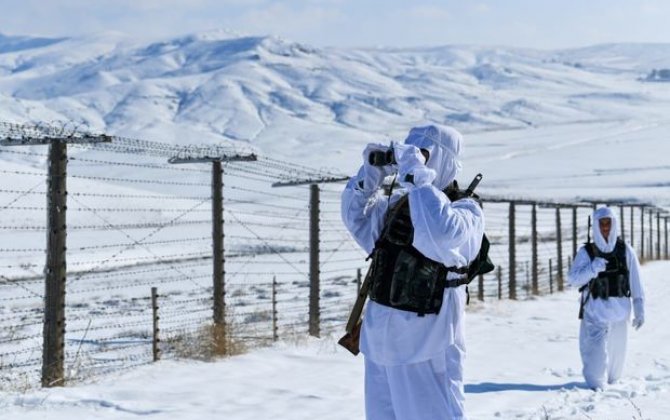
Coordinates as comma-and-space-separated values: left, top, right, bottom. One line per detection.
341, 124, 484, 420
568, 207, 645, 390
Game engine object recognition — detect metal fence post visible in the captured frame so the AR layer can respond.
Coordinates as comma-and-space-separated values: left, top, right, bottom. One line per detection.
572, 206, 578, 259
665, 216, 669, 260
272, 276, 278, 342
656, 212, 661, 260
620, 205, 625, 241
212, 160, 226, 328
151, 287, 160, 362
0, 126, 111, 387
556, 207, 564, 291
309, 184, 320, 337
497, 265, 502, 300
640, 205, 645, 260
478, 274, 484, 301
42, 140, 67, 387
509, 201, 516, 299
630, 205, 635, 247
649, 208, 654, 260
531, 203, 538, 295
549, 259, 554, 294
168, 152, 257, 334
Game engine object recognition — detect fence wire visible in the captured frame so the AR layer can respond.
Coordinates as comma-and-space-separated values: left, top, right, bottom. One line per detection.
1, 122, 669, 390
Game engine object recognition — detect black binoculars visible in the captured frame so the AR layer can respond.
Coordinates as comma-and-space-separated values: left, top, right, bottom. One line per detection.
368, 147, 430, 167
368, 149, 396, 166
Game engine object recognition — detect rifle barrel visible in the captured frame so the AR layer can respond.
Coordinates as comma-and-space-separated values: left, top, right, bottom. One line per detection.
465, 173, 483, 195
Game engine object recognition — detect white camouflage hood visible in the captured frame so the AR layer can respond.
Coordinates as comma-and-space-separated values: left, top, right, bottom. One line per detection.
403, 124, 463, 190
593, 207, 619, 253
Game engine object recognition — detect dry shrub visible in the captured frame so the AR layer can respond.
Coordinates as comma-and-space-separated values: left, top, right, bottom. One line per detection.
165, 321, 247, 361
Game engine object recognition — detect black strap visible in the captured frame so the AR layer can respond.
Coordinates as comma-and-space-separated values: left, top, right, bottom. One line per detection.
445, 278, 469, 288
371, 193, 409, 252
446, 266, 469, 275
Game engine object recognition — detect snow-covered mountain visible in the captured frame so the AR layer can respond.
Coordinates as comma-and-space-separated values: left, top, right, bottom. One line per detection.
2, 31, 670, 201
1, 32, 669, 141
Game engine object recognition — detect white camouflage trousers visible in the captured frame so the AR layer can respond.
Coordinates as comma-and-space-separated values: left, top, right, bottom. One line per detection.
364, 341, 466, 420
579, 316, 628, 389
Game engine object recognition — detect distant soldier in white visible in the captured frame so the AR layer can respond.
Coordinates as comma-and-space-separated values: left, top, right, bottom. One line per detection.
568, 207, 645, 390
341, 124, 485, 420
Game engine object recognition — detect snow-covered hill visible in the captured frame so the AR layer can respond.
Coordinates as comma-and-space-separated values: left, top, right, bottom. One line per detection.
2, 31, 670, 164
2, 30, 670, 205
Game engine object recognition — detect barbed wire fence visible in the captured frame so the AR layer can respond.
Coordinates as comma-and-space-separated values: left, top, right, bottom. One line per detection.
1, 121, 668, 390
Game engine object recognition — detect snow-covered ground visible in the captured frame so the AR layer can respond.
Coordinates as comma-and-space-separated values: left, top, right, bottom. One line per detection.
1, 261, 667, 420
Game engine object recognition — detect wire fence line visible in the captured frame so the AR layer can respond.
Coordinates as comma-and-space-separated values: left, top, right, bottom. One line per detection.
1, 121, 669, 389
0, 121, 355, 388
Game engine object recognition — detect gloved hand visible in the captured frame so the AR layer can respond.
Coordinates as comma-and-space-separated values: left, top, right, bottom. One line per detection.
590, 257, 607, 277
358, 143, 395, 193
632, 298, 644, 330
395, 144, 435, 188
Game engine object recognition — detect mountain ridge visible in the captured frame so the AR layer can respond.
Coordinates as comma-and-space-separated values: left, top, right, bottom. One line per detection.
2, 31, 670, 164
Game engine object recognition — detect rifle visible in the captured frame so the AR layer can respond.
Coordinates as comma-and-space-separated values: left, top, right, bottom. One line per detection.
338, 264, 373, 355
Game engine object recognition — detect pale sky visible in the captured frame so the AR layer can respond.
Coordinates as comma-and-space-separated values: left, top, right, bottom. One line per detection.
1, 0, 669, 49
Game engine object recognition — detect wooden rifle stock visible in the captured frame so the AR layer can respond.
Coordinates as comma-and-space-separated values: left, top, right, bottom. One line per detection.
338, 263, 373, 355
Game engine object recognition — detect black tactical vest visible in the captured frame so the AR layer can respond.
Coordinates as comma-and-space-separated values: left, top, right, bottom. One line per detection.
584, 238, 630, 299
367, 183, 482, 316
